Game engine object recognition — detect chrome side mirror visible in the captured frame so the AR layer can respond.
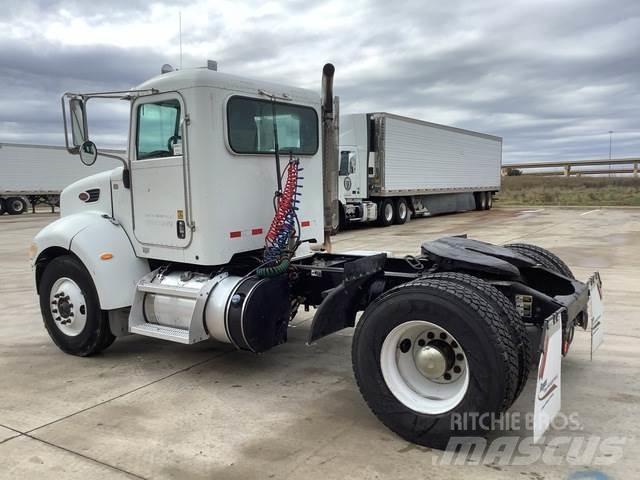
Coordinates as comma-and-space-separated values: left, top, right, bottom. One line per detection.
69, 98, 88, 147
79, 140, 98, 166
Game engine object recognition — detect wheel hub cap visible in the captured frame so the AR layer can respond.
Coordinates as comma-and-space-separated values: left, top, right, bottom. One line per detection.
414, 345, 447, 379
49, 277, 87, 336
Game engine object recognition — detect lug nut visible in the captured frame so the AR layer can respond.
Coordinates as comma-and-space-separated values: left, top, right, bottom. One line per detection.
440, 332, 447, 340
444, 373, 452, 380
417, 338, 426, 347
427, 332, 435, 339
453, 366, 461, 374
451, 341, 458, 349
456, 353, 464, 361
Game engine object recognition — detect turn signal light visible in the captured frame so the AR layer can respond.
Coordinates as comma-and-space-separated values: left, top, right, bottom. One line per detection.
100, 253, 113, 260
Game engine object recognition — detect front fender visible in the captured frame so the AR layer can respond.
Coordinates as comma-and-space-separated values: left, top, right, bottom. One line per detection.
34, 213, 149, 310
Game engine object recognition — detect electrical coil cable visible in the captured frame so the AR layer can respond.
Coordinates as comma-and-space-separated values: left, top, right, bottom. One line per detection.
257, 154, 303, 278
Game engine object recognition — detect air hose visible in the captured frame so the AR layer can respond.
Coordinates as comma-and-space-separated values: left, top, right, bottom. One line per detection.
257, 156, 303, 278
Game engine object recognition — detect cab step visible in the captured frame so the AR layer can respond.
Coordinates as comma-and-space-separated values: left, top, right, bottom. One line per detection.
129, 323, 191, 344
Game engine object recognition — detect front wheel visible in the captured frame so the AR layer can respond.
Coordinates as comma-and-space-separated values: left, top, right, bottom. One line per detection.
39, 255, 115, 356
352, 278, 519, 448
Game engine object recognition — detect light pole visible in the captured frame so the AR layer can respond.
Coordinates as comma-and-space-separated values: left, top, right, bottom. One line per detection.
608, 130, 613, 177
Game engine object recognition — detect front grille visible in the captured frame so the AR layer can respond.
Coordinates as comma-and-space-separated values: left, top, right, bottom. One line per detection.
86, 188, 100, 203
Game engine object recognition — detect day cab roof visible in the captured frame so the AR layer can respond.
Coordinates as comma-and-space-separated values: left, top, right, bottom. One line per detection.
135, 67, 320, 106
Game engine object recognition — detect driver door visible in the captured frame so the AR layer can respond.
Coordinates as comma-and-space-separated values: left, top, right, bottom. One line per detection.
130, 93, 192, 248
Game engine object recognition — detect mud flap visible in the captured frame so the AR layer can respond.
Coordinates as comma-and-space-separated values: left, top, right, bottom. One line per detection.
588, 272, 604, 359
533, 308, 563, 443
307, 253, 386, 344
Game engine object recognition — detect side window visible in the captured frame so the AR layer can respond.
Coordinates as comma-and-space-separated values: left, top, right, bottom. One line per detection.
339, 151, 350, 176
339, 150, 357, 175
136, 99, 181, 160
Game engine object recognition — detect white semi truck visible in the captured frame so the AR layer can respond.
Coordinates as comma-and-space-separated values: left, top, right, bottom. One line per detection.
30, 62, 603, 448
0, 143, 123, 215
338, 113, 502, 227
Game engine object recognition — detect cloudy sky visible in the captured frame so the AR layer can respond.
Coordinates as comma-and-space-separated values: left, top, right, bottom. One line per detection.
1, 0, 639, 164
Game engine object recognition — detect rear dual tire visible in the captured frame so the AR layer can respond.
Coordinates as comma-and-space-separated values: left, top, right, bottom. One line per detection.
352, 277, 521, 448
505, 243, 574, 279
474, 192, 492, 211
4, 197, 27, 215
376, 198, 409, 227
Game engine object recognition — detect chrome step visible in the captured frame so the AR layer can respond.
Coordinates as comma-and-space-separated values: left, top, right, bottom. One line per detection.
130, 323, 191, 344
137, 282, 200, 299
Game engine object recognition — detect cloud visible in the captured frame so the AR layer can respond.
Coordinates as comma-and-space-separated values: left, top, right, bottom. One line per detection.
1, 0, 640, 161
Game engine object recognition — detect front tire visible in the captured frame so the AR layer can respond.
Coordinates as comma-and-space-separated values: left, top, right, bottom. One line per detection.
352, 278, 519, 448
39, 255, 115, 356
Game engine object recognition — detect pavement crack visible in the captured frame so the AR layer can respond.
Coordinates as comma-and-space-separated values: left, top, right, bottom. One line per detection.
25, 350, 232, 436
23, 433, 147, 479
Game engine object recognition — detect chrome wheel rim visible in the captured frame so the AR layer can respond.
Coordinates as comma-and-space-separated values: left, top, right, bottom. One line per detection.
49, 277, 88, 336
380, 320, 469, 414
384, 203, 393, 222
11, 200, 24, 212
398, 202, 407, 220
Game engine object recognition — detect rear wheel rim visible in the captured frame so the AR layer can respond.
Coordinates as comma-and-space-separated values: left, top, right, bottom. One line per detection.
398, 202, 407, 220
380, 320, 469, 414
384, 203, 393, 222
11, 200, 24, 212
49, 277, 88, 336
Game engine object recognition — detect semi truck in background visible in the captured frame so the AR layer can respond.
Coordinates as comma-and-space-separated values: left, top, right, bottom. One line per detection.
0, 143, 123, 215
338, 113, 502, 227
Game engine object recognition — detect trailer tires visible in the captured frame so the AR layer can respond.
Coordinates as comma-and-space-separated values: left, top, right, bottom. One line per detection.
0, 198, 5, 215
377, 199, 395, 227
6, 197, 27, 215
474, 192, 488, 211
504, 243, 575, 279
394, 198, 409, 225
38, 255, 115, 356
352, 278, 519, 448
485, 192, 493, 210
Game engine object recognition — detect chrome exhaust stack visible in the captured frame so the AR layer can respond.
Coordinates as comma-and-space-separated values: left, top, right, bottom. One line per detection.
321, 63, 339, 252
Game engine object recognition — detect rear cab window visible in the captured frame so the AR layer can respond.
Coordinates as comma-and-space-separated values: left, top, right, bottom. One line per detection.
227, 96, 318, 155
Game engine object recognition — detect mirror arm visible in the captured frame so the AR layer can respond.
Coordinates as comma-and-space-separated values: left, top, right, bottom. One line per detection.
98, 150, 130, 188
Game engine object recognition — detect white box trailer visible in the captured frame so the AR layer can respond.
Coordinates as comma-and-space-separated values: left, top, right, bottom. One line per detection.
0, 142, 123, 214
338, 113, 502, 227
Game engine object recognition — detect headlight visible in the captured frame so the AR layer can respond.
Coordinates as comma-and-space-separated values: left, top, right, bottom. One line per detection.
28, 243, 38, 261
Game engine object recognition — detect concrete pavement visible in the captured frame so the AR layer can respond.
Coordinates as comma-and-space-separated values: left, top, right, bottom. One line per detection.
0, 207, 638, 479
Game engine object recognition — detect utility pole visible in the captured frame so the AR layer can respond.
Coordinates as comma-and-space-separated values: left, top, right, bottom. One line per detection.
608, 130, 613, 177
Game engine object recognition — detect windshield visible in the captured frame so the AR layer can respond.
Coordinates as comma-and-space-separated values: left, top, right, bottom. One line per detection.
227, 96, 318, 155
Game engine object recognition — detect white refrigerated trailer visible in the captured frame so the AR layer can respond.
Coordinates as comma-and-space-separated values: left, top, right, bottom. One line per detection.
0, 143, 123, 214
338, 113, 502, 227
